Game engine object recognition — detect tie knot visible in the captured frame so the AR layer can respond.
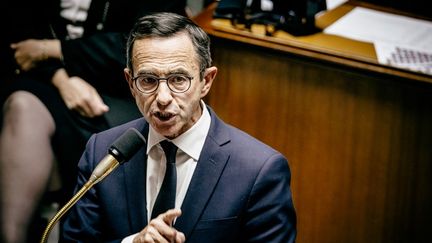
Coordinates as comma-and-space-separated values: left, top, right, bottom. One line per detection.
160, 140, 177, 164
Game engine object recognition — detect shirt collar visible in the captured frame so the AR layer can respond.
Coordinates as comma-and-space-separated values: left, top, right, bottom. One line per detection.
147, 100, 211, 161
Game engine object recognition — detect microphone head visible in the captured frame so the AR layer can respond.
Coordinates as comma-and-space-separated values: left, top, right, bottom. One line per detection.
109, 128, 146, 163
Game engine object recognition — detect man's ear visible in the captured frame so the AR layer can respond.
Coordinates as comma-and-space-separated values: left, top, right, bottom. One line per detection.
124, 68, 136, 98
200, 66, 217, 98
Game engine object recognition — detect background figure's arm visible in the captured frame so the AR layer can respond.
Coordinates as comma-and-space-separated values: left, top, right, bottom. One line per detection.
60, 32, 128, 94
11, 39, 62, 71
51, 68, 109, 117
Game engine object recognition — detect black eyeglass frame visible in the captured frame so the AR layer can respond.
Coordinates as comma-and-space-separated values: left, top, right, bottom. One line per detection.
133, 74, 194, 94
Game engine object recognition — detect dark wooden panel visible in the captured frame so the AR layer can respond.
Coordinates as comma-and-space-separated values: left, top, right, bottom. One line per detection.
207, 37, 432, 243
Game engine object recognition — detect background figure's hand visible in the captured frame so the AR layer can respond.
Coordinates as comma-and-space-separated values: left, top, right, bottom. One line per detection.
133, 209, 185, 243
11, 39, 47, 71
11, 39, 62, 71
56, 76, 109, 117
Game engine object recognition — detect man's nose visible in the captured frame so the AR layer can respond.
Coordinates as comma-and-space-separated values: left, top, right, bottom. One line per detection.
155, 80, 173, 104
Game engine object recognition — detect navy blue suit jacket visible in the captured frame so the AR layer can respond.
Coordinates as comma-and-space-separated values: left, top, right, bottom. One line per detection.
62, 108, 296, 242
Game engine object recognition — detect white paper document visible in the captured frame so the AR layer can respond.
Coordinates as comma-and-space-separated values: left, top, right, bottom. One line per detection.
375, 42, 432, 75
323, 7, 432, 75
326, 0, 347, 11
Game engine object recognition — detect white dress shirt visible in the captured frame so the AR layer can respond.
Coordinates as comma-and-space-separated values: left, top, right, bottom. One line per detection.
122, 101, 211, 242
60, 0, 92, 39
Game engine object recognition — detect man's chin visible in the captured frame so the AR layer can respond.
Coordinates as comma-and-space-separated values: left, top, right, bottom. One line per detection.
161, 130, 178, 139
152, 124, 178, 139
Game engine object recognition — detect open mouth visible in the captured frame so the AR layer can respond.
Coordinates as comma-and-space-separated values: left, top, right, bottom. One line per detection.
155, 111, 175, 122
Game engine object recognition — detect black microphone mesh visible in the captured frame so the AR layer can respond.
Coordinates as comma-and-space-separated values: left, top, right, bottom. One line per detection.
109, 128, 146, 163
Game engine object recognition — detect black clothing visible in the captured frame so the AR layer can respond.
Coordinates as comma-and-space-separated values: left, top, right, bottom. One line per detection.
0, 0, 187, 195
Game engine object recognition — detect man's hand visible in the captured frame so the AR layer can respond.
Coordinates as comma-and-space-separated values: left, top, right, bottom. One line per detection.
11, 39, 61, 71
52, 69, 109, 117
133, 209, 185, 243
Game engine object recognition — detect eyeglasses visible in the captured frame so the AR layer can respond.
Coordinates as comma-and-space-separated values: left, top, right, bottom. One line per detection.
133, 74, 193, 94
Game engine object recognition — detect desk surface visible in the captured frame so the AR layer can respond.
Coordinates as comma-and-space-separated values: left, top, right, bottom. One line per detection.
194, 2, 432, 84
195, 4, 432, 242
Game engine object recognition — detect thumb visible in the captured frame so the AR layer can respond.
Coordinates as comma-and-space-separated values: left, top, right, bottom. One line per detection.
94, 95, 110, 113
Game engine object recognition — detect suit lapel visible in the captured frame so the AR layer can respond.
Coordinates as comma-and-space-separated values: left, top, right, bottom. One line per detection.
175, 108, 231, 237
123, 122, 149, 232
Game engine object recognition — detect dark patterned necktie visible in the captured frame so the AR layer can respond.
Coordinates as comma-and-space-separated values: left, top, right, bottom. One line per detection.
151, 140, 178, 219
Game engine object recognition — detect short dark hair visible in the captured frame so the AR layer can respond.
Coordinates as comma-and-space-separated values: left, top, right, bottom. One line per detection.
126, 12, 212, 78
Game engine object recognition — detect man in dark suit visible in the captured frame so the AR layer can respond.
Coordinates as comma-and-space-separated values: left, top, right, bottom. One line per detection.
62, 12, 296, 242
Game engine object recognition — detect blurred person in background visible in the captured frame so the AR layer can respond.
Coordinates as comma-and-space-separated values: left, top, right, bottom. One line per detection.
0, 1, 187, 242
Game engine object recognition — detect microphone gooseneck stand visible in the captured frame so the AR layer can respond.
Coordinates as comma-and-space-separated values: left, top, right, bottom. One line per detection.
39, 128, 146, 243
39, 154, 119, 243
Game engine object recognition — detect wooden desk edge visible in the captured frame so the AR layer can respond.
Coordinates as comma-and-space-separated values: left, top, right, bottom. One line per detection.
193, 3, 432, 85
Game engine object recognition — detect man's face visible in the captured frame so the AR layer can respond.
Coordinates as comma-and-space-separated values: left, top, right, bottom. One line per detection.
124, 32, 217, 139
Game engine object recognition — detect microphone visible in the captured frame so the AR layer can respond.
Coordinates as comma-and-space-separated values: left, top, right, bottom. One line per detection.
88, 128, 146, 184
40, 127, 146, 243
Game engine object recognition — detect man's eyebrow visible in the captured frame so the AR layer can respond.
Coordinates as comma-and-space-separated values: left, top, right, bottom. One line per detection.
168, 70, 190, 75
135, 68, 191, 76
135, 70, 157, 76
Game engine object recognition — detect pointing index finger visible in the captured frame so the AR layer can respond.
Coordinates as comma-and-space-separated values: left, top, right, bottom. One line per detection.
161, 209, 182, 226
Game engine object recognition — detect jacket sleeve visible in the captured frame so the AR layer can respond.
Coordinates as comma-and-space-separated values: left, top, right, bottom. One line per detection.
61, 134, 106, 242
60, 32, 130, 96
242, 153, 297, 243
